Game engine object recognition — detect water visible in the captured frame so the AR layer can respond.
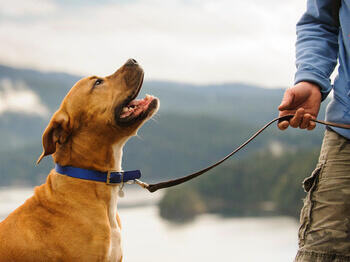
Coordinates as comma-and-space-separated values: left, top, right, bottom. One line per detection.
0, 187, 299, 261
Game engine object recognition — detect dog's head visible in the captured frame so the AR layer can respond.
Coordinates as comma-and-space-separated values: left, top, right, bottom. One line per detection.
37, 59, 159, 170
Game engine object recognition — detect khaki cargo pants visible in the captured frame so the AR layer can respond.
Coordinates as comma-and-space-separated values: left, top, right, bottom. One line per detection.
295, 129, 350, 262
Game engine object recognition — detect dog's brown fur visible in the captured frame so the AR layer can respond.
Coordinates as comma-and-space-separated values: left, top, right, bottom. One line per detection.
0, 60, 159, 262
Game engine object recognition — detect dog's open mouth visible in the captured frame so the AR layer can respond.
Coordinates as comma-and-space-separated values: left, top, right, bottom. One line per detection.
115, 76, 158, 126
120, 94, 156, 119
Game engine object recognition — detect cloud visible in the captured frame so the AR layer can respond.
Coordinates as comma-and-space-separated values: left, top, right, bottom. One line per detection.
0, 79, 49, 117
0, 0, 58, 17
0, 0, 306, 88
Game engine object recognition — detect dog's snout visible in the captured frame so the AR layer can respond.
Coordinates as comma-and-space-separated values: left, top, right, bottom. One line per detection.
125, 58, 138, 66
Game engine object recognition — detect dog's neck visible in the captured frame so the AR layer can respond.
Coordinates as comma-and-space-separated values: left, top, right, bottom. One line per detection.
53, 129, 129, 172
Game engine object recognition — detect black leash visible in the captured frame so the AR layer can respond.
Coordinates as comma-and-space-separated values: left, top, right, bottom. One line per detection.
135, 114, 350, 193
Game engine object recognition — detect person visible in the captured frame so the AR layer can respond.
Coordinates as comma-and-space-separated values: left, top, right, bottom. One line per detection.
277, 0, 350, 261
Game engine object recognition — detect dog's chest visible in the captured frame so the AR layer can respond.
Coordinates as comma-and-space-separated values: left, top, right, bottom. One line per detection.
107, 187, 122, 262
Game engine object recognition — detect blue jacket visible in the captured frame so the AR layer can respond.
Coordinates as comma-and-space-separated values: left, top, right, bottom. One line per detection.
295, 0, 350, 139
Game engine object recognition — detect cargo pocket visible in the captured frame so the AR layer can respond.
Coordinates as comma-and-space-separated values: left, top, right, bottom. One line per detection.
298, 164, 323, 244
302, 166, 321, 193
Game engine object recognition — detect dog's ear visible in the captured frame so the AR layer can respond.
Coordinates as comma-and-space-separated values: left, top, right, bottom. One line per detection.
37, 110, 71, 164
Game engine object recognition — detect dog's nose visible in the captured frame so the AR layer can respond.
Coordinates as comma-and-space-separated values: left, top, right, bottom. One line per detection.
125, 58, 138, 66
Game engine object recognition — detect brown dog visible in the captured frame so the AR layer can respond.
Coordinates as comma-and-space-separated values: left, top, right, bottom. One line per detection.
0, 59, 159, 262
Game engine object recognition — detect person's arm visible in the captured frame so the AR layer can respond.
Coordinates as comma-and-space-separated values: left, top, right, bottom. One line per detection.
295, 0, 339, 100
278, 0, 339, 130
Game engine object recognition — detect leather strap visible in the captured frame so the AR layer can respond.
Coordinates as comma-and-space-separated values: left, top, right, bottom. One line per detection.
142, 115, 350, 193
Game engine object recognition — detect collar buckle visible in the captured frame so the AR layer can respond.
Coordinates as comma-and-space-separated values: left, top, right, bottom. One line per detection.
106, 171, 112, 185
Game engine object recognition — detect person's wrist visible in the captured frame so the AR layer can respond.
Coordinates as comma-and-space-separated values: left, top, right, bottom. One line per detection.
296, 81, 322, 102
298, 81, 321, 94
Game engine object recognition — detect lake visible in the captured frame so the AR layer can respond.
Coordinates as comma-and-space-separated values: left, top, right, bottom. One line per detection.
0, 186, 299, 261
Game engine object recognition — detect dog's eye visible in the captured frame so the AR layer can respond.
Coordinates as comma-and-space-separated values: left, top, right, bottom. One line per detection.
94, 79, 103, 86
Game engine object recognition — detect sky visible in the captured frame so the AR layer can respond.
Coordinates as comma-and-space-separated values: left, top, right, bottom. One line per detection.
0, 0, 306, 88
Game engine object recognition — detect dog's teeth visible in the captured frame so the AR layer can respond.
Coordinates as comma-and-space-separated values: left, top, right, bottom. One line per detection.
122, 107, 128, 113
145, 94, 154, 100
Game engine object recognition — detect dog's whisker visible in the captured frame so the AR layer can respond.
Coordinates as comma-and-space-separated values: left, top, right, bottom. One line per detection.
150, 117, 159, 124
150, 114, 160, 123
153, 114, 161, 119
135, 134, 144, 141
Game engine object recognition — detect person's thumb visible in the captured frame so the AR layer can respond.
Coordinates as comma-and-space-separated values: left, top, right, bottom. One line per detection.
278, 90, 294, 111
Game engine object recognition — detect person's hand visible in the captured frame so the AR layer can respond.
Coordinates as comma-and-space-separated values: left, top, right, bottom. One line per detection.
278, 81, 322, 130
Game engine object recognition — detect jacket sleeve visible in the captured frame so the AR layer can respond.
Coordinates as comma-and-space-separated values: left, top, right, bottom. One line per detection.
294, 0, 339, 100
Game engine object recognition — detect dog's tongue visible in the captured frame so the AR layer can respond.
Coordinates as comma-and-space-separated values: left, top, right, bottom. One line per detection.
120, 95, 154, 118
129, 98, 149, 107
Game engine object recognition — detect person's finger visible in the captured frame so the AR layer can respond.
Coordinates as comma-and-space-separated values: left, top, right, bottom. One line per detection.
278, 120, 289, 130
307, 121, 316, 130
290, 108, 304, 128
300, 113, 312, 129
278, 89, 294, 111
278, 109, 296, 118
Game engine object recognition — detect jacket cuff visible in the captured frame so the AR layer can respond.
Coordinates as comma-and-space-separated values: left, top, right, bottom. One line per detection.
294, 71, 332, 101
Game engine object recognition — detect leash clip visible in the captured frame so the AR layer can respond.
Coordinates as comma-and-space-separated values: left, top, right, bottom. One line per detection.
134, 179, 149, 189
106, 171, 125, 197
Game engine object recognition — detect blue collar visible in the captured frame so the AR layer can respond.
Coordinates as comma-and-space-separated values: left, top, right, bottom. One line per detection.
55, 163, 141, 185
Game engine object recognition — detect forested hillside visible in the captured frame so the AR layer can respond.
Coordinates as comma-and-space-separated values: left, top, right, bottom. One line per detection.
159, 149, 319, 222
